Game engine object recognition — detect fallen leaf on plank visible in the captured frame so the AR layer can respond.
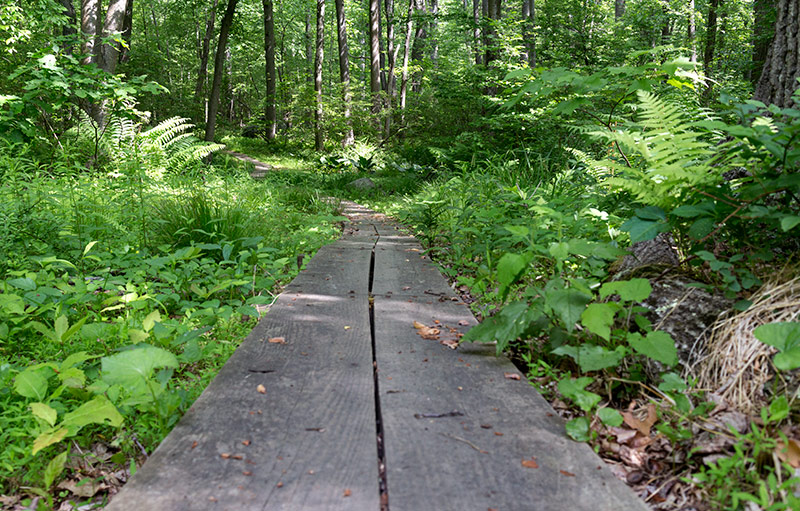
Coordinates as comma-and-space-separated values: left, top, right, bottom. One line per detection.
521, 458, 539, 469
256, 384, 266, 394
504, 372, 521, 380
559, 469, 576, 477
440, 339, 459, 349
458, 320, 470, 326
268, 337, 286, 344
343, 489, 352, 497
413, 321, 427, 329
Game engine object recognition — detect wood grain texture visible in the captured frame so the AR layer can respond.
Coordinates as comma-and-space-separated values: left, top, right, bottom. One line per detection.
371, 235, 454, 298
106, 291, 379, 511
373, 295, 648, 511
283, 243, 372, 296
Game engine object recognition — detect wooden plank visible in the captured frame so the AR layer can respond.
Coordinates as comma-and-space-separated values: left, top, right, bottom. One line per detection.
371, 237, 454, 298
284, 244, 372, 296
373, 296, 648, 511
107, 291, 380, 511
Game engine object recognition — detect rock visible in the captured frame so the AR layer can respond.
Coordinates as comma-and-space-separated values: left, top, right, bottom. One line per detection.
640, 275, 731, 368
348, 177, 376, 190
614, 233, 680, 276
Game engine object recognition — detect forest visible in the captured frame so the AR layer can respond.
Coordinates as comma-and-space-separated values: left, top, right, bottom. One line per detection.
0, 0, 799, 509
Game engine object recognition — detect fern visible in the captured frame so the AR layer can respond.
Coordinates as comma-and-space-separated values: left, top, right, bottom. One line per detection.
581, 91, 724, 209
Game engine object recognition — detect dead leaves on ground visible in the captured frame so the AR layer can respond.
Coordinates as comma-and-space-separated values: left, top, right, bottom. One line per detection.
412, 319, 466, 349
268, 337, 286, 344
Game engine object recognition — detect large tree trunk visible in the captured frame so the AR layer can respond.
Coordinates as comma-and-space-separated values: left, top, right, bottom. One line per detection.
98, 0, 128, 74
521, 0, 535, 67
473, 0, 482, 65
120, 0, 134, 63
751, 0, 775, 85
615, 0, 625, 20
335, 0, 354, 146
384, 0, 397, 138
411, 0, 427, 92
81, 0, 101, 65
369, 0, 382, 115
314, 0, 325, 151
59, 0, 78, 54
195, 0, 218, 103
754, 0, 800, 107
205, 0, 238, 142
688, 0, 696, 62
399, 0, 414, 126
263, 0, 277, 139
484, 0, 500, 64
703, 0, 719, 78
429, 0, 439, 65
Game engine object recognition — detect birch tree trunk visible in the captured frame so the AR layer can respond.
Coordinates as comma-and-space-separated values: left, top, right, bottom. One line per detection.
400, 0, 414, 125
81, 0, 100, 65
335, 0, 355, 145
314, 0, 326, 151
369, 0, 382, 115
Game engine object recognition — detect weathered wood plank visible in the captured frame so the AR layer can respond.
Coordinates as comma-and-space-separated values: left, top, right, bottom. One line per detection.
283, 244, 373, 296
106, 292, 380, 511
373, 295, 648, 511
371, 236, 455, 298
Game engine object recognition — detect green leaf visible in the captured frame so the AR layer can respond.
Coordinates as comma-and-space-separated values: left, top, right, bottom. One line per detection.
671, 204, 711, 218
581, 303, 620, 341
43, 451, 67, 489
635, 206, 666, 221
553, 344, 626, 372
463, 301, 539, 354
496, 253, 529, 289
599, 278, 652, 302
774, 348, 800, 371
621, 217, 668, 243
59, 367, 86, 388
61, 396, 123, 433
7, 277, 36, 291
688, 217, 715, 240
565, 416, 591, 441
101, 345, 178, 393
54, 315, 69, 342
597, 408, 623, 427
658, 372, 687, 392
142, 310, 161, 332
781, 216, 800, 232
628, 331, 678, 366
0, 293, 26, 314
548, 241, 569, 261
60, 351, 93, 372
14, 369, 48, 400
32, 427, 68, 455
30, 402, 58, 427
558, 377, 601, 412
754, 322, 800, 352
128, 329, 149, 343
546, 289, 591, 332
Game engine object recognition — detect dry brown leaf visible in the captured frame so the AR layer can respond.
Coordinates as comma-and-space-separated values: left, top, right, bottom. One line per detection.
504, 372, 521, 381
242, 471, 253, 476
776, 439, 800, 468
343, 488, 352, 497
417, 326, 440, 340
57, 478, 108, 498
458, 320, 470, 326
268, 337, 286, 344
413, 321, 427, 329
242, 440, 251, 446
191, 441, 198, 449
521, 458, 539, 469
621, 403, 657, 436
256, 384, 266, 394
220, 453, 231, 459
559, 469, 576, 477
440, 339, 459, 349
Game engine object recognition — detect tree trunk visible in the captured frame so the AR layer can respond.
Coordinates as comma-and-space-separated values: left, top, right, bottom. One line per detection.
369, 0, 382, 115
335, 0, 355, 145
688, 0, 696, 62
98, 0, 128, 74
484, 0, 500, 64
473, 0, 482, 64
306, 8, 314, 82
521, 0, 535, 67
429, 0, 439, 65
384, 0, 397, 138
205, 0, 238, 142
263, 0, 277, 139
703, 0, 719, 80
754, 0, 800, 107
60, 0, 78, 54
81, 0, 100, 65
400, 0, 415, 126
751, 0, 774, 84
120, 0, 134, 63
615, 0, 624, 20
195, 0, 219, 103
314, 0, 325, 151
411, 0, 427, 92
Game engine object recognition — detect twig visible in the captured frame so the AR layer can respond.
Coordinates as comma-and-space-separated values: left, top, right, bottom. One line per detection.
439, 432, 488, 454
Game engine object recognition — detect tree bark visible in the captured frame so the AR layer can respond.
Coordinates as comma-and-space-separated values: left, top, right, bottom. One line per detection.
473, 0, 482, 64
98, 0, 128, 74
521, 0, 535, 67
687, 0, 696, 61
335, 0, 355, 145
754, 0, 800, 107
703, 0, 719, 80
369, 0, 382, 115
400, 0, 415, 126
751, 0, 774, 84
59, 0, 78, 54
314, 0, 325, 151
411, 0, 427, 92
429, 0, 439, 65
263, 0, 277, 139
615, 0, 625, 20
81, 0, 100, 65
195, 0, 219, 102
384, 0, 398, 138
205, 0, 238, 142
484, 0, 500, 64
120, 0, 134, 63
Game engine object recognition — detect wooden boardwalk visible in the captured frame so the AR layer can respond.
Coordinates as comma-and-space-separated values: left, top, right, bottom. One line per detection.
106, 202, 647, 511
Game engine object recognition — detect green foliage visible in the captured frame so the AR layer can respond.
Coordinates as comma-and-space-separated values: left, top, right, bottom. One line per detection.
754, 322, 800, 371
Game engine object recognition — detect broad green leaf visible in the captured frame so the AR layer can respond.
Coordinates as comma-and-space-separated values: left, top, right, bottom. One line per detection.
621, 217, 668, 243
43, 450, 67, 489
61, 396, 123, 433
7, 277, 36, 291
781, 216, 800, 232
754, 322, 800, 352
30, 402, 57, 427
597, 408, 623, 427
59, 367, 86, 388
548, 241, 569, 261
142, 310, 161, 332
546, 289, 591, 332
774, 348, 800, 371
32, 427, 68, 455
688, 217, 715, 240
128, 329, 149, 343
576, 345, 627, 372
635, 206, 666, 221
658, 372, 687, 392
54, 315, 69, 342
599, 278, 652, 302
14, 369, 48, 400
558, 377, 601, 412
82, 241, 98, 257
628, 331, 678, 366
0, 293, 26, 315
671, 204, 711, 218
463, 302, 538, 354
101, 345, 178, 392
581, 303, 620, 341
504, 225, 530, 238
565, 416, 591, 441
61, 351, 93, 371
496, 253, 528, 289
